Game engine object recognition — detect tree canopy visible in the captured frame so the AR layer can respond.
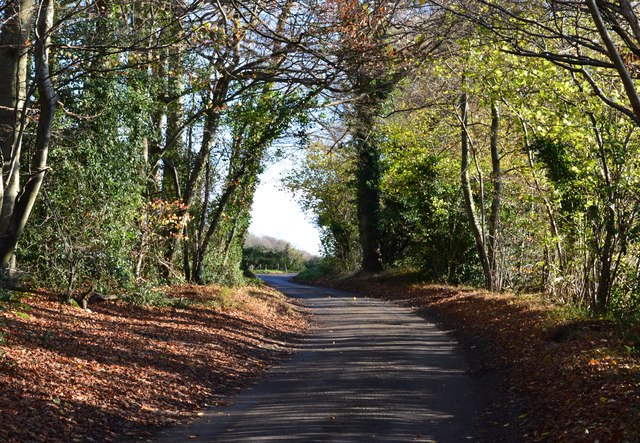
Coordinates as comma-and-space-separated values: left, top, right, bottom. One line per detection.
1, 0, 640, 317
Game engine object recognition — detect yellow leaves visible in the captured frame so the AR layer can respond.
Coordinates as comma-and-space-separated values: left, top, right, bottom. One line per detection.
142, 199, 190, 240
588, 355, 619, 367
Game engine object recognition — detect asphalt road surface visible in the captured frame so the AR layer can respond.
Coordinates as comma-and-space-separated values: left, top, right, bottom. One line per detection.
154, 274, 475, 442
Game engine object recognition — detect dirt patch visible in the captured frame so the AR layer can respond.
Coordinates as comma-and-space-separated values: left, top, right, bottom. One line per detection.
319, 273, 640, 442
0, 284, 309, 442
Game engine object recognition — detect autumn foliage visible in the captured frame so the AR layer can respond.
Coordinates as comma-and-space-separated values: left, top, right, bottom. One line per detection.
325, 273, 640, 441
0, 286, 308, 442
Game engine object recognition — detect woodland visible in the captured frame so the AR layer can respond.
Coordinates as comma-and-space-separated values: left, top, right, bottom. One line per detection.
0, 0, 637, 319
1, 1, 640, 440
242, 234, 311, 272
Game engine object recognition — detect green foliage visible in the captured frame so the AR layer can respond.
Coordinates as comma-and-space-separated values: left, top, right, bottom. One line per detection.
19, 76, 146, 297
5, 0, 640, 327
123, 285, 170, 307
242, 244, 305, 272
530, 138, 578, 187
204, 213, 249, 286
379, 108, 480, 283
530, 138, 586, 214
530, 114, 640, 313
0, 290, 31, 317
284, 144, 361, 271
295, 258, 343, 282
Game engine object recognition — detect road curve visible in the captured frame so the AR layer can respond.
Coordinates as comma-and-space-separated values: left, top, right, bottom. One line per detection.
154, 275, 475, 442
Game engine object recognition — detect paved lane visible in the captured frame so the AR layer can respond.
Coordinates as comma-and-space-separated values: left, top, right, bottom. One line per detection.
154, 275, 475, 442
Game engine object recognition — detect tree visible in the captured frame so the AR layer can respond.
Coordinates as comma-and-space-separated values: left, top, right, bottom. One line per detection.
0, 0, 56, 285
379, 100, 478, 281
284, 143, 361, 271
132, 0, 336, 283
329, 0, 447, 272
377, 8, 640, 312
430, 1, 640, 125
242, 238, 306, 273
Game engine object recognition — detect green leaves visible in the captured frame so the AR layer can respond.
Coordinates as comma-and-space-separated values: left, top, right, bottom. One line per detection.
530, 138, 578, 187
0, 290, 31, 318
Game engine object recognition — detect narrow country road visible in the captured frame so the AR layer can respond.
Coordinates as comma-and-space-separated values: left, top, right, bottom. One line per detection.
154, 275, 476, 442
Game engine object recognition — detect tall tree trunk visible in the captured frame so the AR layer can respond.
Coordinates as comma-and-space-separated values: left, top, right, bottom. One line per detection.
590, 112, 619, 315
220, 220, 239, 271
191, 182, 237, 284
487, 102, 502, 291
0, 0, 36, 234
459, 90, 492, 289
0, 0, 56, 283
594, 207, 615, 314
355, 125, 383, 273
0, 0, 36, 237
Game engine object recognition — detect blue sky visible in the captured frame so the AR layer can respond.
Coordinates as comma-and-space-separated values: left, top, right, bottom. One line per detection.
249, 157, 322, 255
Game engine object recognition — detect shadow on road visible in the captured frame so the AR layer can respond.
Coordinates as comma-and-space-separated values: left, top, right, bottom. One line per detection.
154, 275, 475, 442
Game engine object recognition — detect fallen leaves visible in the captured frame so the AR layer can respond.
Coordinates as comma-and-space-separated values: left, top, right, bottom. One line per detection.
0, 284, 309, 442
326, 273, 640, 442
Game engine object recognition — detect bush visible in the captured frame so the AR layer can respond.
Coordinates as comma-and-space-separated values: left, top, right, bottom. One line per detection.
295, 258, 342, 282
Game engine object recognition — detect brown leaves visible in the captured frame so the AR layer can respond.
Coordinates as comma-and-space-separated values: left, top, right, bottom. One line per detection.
0, 285, 308, 442
329, 274, 640, 442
